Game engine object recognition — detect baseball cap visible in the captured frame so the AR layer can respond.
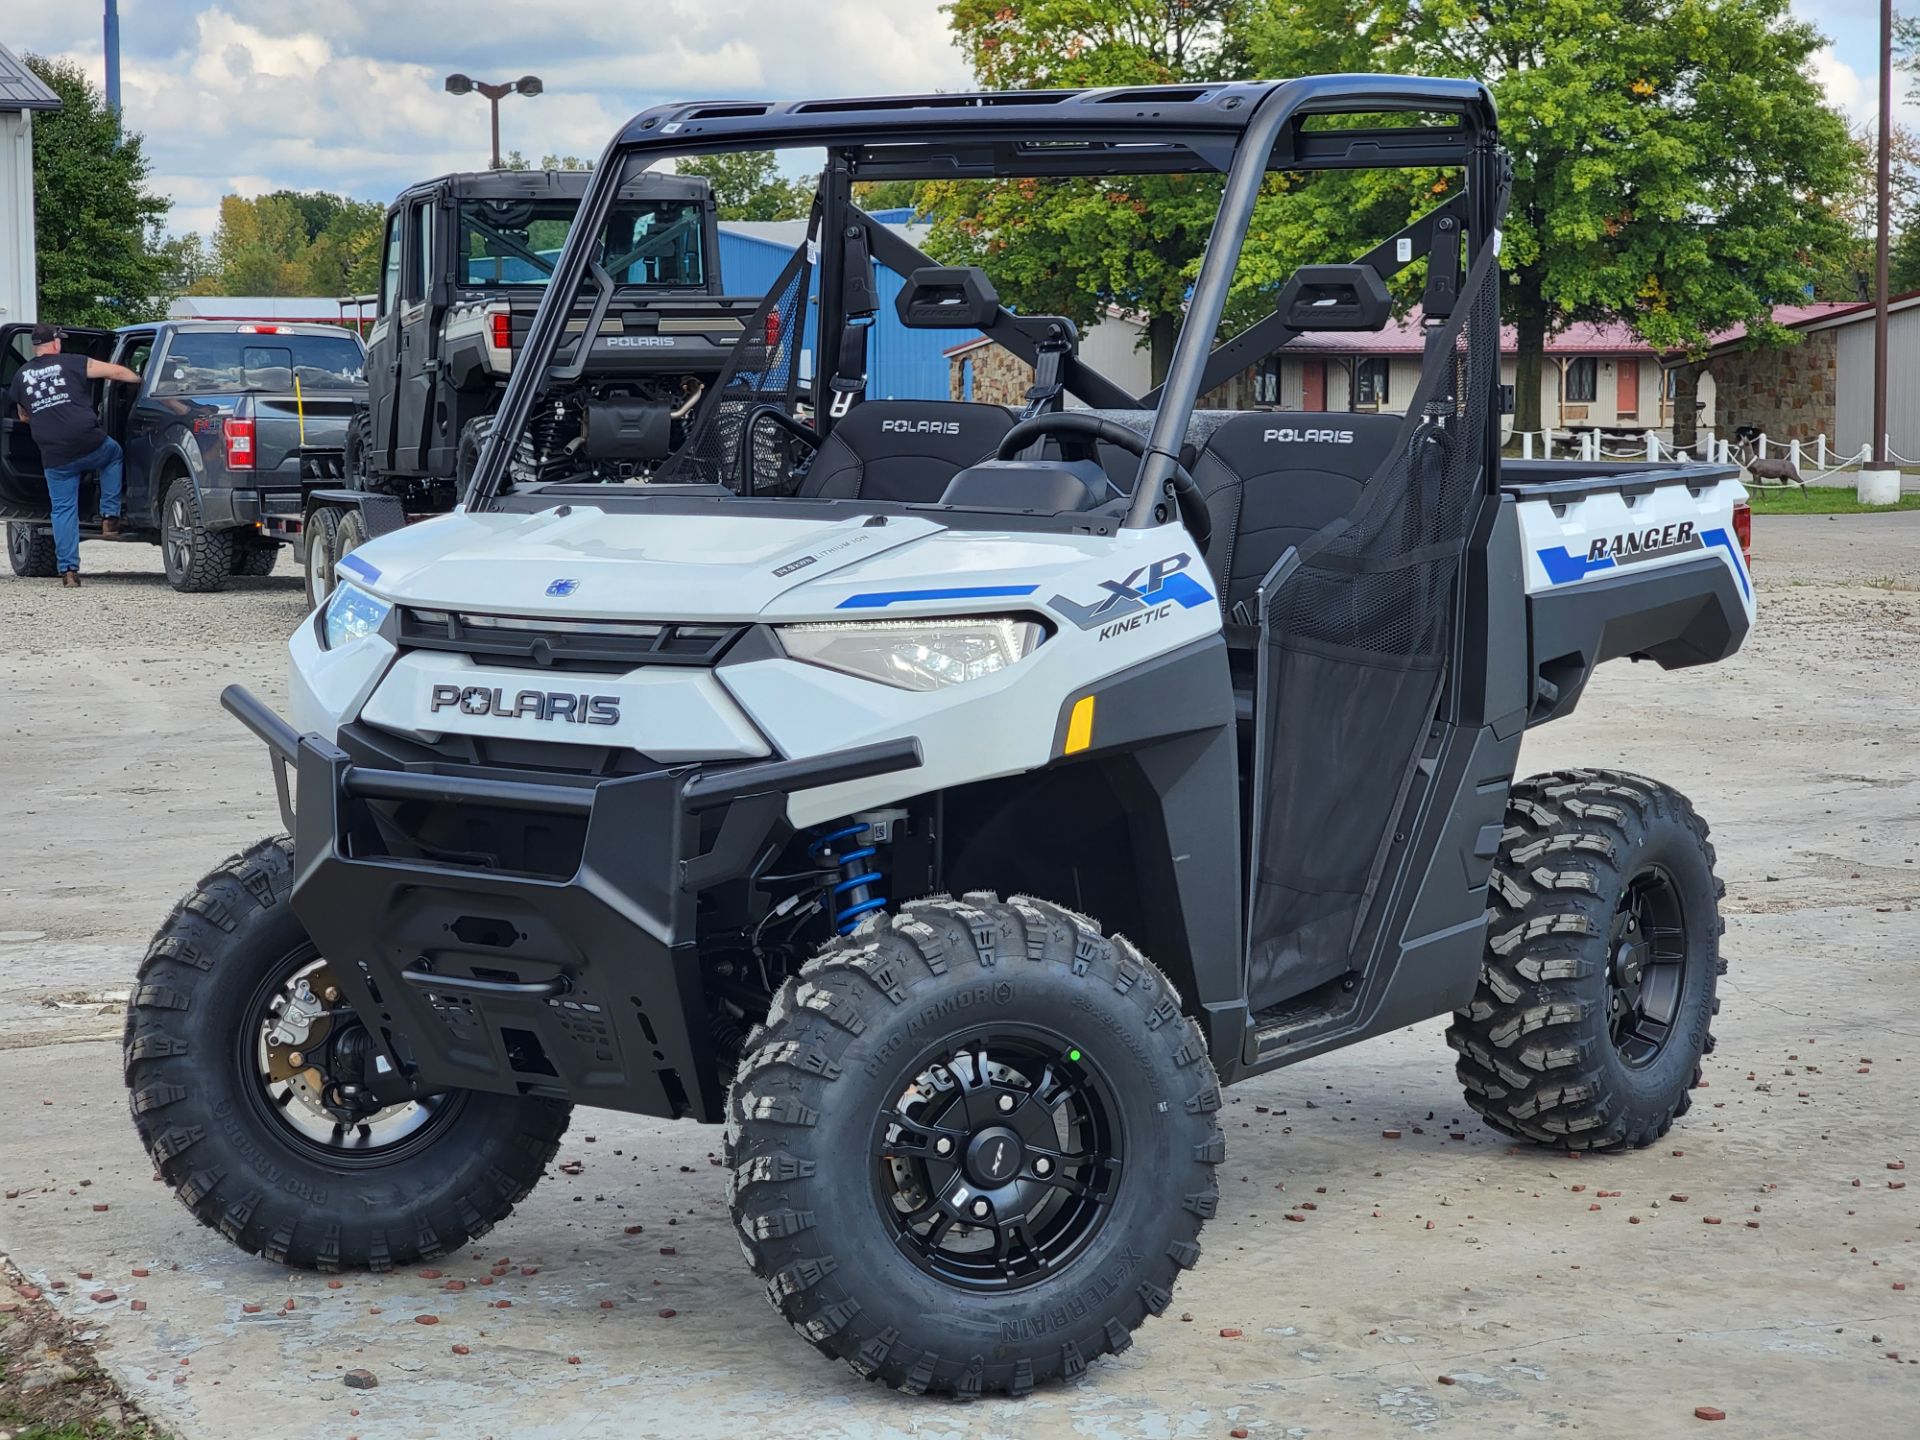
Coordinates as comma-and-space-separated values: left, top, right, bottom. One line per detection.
30, 323, 63, 345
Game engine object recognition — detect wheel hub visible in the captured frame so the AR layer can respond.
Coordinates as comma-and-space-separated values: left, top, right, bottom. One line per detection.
964, 1126, 1025, 1187
875, 1035, 1124, 1292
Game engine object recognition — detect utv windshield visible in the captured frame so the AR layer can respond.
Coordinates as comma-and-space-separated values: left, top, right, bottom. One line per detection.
459, 197, 708, 289
465, 79, 1503, 532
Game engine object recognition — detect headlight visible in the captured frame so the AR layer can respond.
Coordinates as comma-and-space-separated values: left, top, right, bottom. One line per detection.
319, 582, 393, 649
778, 617, 1045, 691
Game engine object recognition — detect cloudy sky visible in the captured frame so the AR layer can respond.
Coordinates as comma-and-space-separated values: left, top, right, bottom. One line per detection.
4, 1, 1909, 239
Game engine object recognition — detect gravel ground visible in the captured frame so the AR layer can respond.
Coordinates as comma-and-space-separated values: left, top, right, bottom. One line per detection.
0, 516, 1916, 1438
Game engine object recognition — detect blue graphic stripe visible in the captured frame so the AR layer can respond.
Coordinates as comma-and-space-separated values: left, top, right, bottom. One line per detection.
837, 584, 1038, 610
1699, 527, 1751, 599
1535, 546, 1614, 585
339, 551, 381, 583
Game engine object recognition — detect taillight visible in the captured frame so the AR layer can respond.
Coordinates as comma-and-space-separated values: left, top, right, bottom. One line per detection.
1732, 500, 1752, 570
764, 308, 782, 347
223, 416, 255, 470
490, 311, 513, 350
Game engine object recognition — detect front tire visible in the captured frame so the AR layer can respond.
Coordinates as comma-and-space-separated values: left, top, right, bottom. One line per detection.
159, 477, 233, 592
125, 835, 571, 1270
7, 522, 57, 577
727, 894, 1222, 1395
1448, 770, 1725, 1150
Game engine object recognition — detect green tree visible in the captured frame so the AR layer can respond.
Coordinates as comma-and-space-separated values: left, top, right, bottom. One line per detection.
1246, 1, 1861, 444
928, 0, 1245, 381
680, 151, 813, 221
23, 55, 173, 325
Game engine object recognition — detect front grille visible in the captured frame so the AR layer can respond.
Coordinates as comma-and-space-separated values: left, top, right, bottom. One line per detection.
398, 608, 745, 673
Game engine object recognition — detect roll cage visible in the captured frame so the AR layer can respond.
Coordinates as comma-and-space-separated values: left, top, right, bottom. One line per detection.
464, 75, 1505, 524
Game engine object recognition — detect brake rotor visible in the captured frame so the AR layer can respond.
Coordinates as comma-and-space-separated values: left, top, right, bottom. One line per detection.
264, 965, 340, 1083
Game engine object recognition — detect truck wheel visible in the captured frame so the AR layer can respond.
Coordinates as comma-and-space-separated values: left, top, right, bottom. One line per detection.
304, 507, 342, 608
1448, 770, 1725, 1151
160, 477, 234, 592
125, 835, 571, 1270
7, 522, 57, 577
230, 541, 280, 577
727, 894, 1222, 1395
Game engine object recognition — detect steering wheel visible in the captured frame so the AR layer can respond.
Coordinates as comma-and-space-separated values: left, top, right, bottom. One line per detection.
995, 413, 1212, 552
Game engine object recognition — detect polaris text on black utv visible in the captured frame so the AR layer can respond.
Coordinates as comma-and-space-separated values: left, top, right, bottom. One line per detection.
127, 75, 1753, 1396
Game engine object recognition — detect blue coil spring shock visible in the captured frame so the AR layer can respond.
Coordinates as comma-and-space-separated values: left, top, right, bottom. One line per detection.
810, 823, 887, 934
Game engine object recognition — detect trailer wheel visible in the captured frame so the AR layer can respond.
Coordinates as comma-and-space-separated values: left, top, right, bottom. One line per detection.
159, 477, 234, 592
1448, 770, 1725, 1151
7, 522, 57, 577
125, 834, 571, 1270
303, 507, 343, 608
727, 894, 1222, 1395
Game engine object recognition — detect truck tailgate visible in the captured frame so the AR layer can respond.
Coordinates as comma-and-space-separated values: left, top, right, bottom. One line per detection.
251, 391, 362, 476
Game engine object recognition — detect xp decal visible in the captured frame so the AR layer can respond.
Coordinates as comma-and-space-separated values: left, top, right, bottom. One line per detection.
1048, 552, 1214, 631
428, 685, 621, 725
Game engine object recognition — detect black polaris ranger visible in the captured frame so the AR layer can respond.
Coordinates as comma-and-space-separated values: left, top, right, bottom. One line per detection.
128, 77, 1754, 1397
303, 167, 764, 606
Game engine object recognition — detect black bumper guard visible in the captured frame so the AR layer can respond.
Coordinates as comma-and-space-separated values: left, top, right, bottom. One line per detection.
219, 684, 920, 1122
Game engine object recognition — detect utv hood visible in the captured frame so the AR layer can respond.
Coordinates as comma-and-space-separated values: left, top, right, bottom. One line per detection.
335, 505, 1121, 622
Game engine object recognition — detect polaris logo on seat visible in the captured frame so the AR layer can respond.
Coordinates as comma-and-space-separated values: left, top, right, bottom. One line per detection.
880, 419, 962, 435
1264, 427, 1354, 444
429, 685, 621, 726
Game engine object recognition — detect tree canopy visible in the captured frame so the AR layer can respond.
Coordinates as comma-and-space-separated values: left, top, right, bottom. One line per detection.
919, 1, 1862, 420
23, 54, 173, 326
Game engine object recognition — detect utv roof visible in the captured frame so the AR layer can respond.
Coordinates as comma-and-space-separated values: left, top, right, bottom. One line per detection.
615, 76, 1497, 174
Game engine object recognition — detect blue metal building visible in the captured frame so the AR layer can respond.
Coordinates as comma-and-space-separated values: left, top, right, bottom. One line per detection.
715, 212, 977, 402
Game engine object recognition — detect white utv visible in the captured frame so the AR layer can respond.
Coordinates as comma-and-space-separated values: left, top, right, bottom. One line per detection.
127, 76, 1753, 1396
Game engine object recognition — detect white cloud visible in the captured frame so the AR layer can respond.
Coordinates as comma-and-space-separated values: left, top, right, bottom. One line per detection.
21, 0, 971, 236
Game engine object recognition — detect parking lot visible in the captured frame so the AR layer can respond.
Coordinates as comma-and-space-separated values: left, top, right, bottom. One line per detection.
2, 519, 1916, 1440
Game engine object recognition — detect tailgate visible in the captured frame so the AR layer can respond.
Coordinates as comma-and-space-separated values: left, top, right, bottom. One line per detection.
250, 391, 362, 477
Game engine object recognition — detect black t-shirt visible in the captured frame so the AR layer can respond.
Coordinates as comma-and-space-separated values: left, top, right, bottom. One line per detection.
8, 353, 108, 469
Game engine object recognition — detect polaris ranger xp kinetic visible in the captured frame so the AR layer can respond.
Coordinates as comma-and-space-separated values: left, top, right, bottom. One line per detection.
128, 77, 1754, 1396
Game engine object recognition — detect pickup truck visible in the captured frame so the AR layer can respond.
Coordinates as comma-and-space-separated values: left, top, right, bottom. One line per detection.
1, 320, 367, 592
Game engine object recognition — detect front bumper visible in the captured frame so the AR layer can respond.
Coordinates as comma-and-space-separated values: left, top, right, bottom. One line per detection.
221, 685, 918, 1122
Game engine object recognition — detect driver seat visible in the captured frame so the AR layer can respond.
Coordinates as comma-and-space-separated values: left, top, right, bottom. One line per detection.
796, 401, 1015, 503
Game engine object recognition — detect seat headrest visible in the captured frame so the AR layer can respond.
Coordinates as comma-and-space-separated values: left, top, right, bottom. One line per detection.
1197, 411, 1405, 482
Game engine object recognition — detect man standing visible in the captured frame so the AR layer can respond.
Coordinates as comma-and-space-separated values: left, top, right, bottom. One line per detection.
8, 323, 140, 586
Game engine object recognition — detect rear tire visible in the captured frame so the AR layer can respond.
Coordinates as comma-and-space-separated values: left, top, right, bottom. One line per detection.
303, 506, 342, 608
230, 541, 279, 577
159, 477, 233, 592
125, 835, 571, 1270
7, 522, 57, 577
1448, 770, 1725, 1150
727, 894, 1222, 1395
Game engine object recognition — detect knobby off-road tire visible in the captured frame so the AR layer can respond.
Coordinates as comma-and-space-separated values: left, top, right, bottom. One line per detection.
230, 540, 280, 576
159, 477, 234, 593
125, 835, 571, 1270
1448, 769, 1726, 1150
7, 522, 57, 577
726, 893, 1223, 1396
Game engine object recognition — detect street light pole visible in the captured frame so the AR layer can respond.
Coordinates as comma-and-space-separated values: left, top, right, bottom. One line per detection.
443, 74, 545, 170
1862, 0, 1902, 504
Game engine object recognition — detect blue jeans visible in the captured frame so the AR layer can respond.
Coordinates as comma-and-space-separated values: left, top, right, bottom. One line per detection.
44, 436, 123, 574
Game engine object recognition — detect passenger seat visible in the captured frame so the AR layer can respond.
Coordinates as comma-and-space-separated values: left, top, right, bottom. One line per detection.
1190, 412, 1406, 613
797, 401, 1015, 503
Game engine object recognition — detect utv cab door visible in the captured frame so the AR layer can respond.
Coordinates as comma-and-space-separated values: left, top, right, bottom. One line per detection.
0, 324, 116, 520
